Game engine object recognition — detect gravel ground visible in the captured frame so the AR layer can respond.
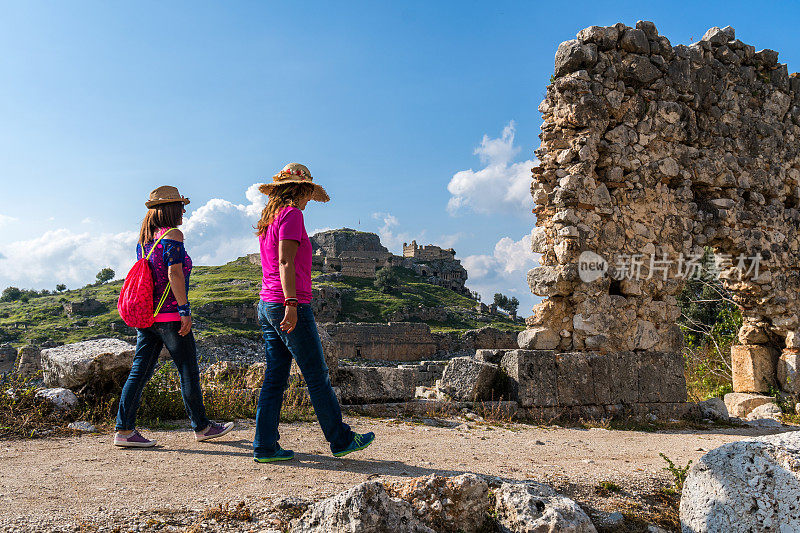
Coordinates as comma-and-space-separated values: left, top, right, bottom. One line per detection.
0, 416, 793, 532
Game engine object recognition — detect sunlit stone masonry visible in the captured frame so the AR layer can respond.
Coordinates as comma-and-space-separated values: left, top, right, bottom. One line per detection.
524, 21, 800, 410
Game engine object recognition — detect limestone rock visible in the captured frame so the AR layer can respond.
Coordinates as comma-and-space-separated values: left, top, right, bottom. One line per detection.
0, 344, 16, 374
16, 345, 41, 378
700, 25, 735, 44
35, 387, 78, 411
203, 361, 244, 383
697, 398, 729, 421
731, 345, 776, 393
778, 350, 800, 394
723, 392, 775, 418
245, 362, 267, 389
518, 327, 560, 350
554, 40, 598, 77
439, 357, 499, 402
294, 481, 434, 533
474, 349, 508, 365
680, 431, 800, 532
385, 474, 489, 533
336, 367, 415, 404
501, 350, 558, 407
493, 481, 597, 533
620, 28, 650, 55
745, 402, 782, 421
68, 421, 96, 432
40, 339, 135, 393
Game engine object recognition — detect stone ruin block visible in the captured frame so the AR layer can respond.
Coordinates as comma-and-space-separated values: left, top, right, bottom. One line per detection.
555, 352, 596, 406
336, 366, 416, 404
637, 351, 686, 403
439, 356, 499, 401
16, 344, 41, 378
778, 350, 800, 395
473, 349, 508, 365
732, 344, 777, 393
500, 350, 558, 407
724, 392, 777, 418
0, 344, 17, 374
587, 351, 638, 405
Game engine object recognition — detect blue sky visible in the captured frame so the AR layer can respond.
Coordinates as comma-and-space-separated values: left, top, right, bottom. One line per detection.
1, 1, 798, 315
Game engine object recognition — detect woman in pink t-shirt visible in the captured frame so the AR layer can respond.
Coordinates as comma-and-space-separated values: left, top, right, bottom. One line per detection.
252, 163, 374, 462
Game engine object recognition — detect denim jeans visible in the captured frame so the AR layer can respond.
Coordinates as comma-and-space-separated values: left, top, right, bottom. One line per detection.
116, 322, 210, 432
253, 301, 354, 457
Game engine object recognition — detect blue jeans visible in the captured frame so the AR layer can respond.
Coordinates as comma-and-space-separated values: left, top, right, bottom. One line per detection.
253, 301, 353, 457
116, 322, 210, 432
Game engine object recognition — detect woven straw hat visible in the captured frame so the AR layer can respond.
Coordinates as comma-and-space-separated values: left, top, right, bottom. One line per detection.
258, 163, 330, 202
145, 186, 190, 208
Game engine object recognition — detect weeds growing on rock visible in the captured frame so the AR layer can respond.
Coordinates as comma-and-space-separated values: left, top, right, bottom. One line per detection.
0, 372, 60, 439
595, 480, 622, 496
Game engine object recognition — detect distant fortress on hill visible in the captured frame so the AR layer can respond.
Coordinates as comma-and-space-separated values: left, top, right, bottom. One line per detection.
248, 228, 469, 295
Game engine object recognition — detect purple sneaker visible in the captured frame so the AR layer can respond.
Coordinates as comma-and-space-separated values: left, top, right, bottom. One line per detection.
195, 421, 234, 442
114, 430, 156, 448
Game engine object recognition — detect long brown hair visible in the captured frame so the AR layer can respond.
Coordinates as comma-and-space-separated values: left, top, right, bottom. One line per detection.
256, 183, 315, 235
139, 202, 184, 245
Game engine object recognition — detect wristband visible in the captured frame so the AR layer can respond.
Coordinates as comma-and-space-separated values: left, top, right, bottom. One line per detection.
284, 298, 298, 308
177, 303, 191, 317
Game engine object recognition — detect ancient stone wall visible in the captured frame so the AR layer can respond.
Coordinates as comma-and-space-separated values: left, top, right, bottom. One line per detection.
324, 322, 439, 362
403, 241, 457, 261
526, 22, 800, 402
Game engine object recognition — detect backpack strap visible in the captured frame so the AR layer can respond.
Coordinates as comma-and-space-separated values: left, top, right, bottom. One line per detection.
144, 227, 179, 317
145, 227, 179, 260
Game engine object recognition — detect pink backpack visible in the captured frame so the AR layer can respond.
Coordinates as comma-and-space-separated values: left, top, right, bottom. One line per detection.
117, 229, 177, 328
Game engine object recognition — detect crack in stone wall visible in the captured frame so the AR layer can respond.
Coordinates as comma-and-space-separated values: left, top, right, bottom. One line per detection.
526, 21, 800, 397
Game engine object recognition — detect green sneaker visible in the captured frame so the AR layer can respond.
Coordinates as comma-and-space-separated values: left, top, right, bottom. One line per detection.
254, 446, 295, 463
333, 432, 375, 458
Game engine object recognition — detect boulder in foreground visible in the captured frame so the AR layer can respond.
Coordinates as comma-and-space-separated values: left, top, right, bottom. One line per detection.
41, 339, 135, 393
680, 431, 800, 532
493, 481, 598, 533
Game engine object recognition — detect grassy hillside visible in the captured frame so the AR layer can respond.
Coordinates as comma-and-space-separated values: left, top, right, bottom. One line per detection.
0, 258, 522, 347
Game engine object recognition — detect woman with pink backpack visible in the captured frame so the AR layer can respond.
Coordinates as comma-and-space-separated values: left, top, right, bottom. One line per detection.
114, 186, 234, 447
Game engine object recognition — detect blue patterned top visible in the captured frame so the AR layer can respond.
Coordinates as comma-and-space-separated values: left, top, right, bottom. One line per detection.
136, 228, 192, 316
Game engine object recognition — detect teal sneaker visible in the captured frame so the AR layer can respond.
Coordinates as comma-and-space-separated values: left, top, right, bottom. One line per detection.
254, 446, 295, 463
333, 432, 375, 458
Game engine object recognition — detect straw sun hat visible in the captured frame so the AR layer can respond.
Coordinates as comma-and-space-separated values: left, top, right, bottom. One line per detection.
258, 163, 330, 202
145, 185, 191, 208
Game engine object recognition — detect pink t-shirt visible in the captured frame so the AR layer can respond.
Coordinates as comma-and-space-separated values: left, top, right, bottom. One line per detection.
259, 206, 313, 304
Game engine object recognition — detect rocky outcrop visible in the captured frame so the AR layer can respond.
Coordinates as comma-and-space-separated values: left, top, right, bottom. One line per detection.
493, 481, 597, 533
311, 229, 390, 260
385, 474, 489, 533
294, 476, 593, 533
203, 361, 244, 383
294, 481, 434, 533
40, 339, 135, 393
680, 431, 800, 532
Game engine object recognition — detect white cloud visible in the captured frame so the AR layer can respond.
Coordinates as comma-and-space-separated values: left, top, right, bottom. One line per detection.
371, 212, 423, 254
461, 232, 540, 309
0, 214, 18, 228
447, 121, 536, 216
0, 184, 269, 290
81, 217, 93, 224
0, 228, 138, 289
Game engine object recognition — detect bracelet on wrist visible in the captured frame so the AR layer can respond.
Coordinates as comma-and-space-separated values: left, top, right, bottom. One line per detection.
284, 298, 298, 308
177, 303, 191, 317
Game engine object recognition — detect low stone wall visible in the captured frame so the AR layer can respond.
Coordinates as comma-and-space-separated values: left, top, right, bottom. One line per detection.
324, 322, 439, 362
195, 302, 258, 325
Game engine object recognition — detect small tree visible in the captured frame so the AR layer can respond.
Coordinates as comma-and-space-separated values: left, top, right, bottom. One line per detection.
1, 287, 22, 302
56, 284, 67, 292
374, 267, 400, 294
95, 268, 115, 284
507, 297, 520, 314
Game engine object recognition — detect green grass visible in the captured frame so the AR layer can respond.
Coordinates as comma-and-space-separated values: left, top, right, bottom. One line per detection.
0, 259, 521, 348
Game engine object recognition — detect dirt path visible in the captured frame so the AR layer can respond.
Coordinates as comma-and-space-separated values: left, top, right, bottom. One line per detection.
0, 416, 794, 531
